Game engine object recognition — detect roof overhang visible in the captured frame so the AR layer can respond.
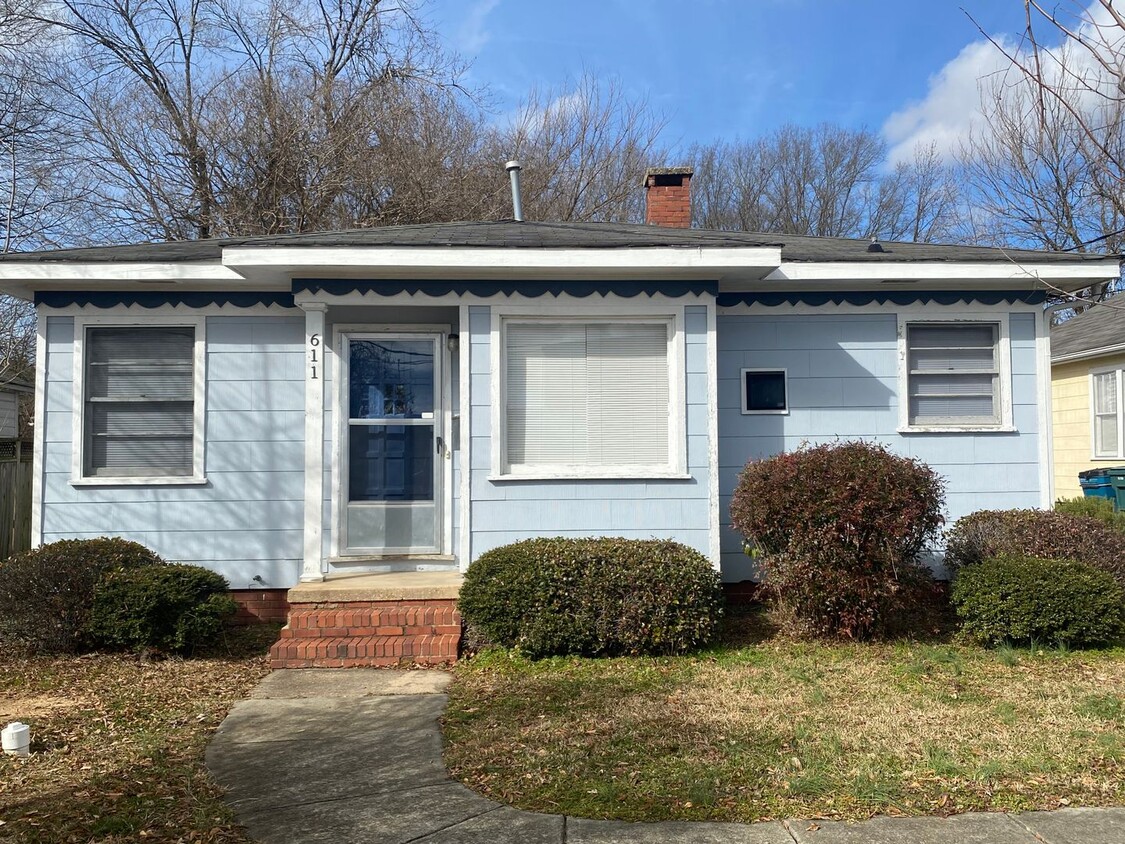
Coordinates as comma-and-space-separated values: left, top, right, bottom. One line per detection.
0, 261, 250, 300
757, 260, 1122, 291
1052, 342, 1125, 364
220, 245, 784, 284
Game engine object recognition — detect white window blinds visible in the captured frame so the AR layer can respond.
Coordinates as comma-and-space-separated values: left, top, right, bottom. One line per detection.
907, 323, 999, 426
1093, 370, 1121, 458
84, 327, 195, 477
505, 321, 670, 469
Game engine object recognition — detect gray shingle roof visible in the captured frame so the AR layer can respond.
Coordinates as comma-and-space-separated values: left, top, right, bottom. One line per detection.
0, 221, 1112, 264
1052, 298, 1125, 359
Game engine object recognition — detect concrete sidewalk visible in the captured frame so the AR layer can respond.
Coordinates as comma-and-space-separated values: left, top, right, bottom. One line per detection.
205, 670, 1125, 844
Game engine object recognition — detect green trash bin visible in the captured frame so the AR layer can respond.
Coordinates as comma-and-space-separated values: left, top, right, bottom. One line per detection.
1107, 467, 1125, 512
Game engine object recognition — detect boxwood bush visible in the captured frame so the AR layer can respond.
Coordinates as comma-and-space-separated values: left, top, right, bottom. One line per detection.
88, 564, 238, 654
952, 555, 1125, 647
0, 537, 166, 654
458, 537, 722, 658
729, 441, 946, 639
944, 509, 1125, 588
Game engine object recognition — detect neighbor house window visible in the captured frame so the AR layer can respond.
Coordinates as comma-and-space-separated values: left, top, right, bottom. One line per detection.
81, 325, 199, 479
500, 318, 677, 475
1092, 369, 1123, 458
742, 369, 787, 414
905, 322, 1001, 428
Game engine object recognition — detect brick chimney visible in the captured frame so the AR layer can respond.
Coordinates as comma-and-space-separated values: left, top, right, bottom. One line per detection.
643, 166, 693, 228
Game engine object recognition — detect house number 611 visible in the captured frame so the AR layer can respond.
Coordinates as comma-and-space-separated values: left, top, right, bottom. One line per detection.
309, 333, 320, 380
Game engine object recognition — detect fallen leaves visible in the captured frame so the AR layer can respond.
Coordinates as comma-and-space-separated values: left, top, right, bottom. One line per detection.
0, 632, 271, 843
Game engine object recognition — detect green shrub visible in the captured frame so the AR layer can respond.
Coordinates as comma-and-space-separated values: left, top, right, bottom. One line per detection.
88, 564, 238, 654
952, 556, 1125, 647
0, 537, 165, 654
729, 441, 946, 639
1055, 496, 1125, 532
944, 509, 1125, 588
458, 537, 722, 658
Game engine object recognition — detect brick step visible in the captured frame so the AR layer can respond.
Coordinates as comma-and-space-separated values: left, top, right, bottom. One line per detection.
284, 606, 459, 631
269, 633, 459, 669
278, 623, 462, 638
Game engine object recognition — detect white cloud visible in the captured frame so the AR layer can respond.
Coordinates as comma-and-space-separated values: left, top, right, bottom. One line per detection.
882, 39, 1012, 165
458, 0, 501, 55
883, 2, 1125, 165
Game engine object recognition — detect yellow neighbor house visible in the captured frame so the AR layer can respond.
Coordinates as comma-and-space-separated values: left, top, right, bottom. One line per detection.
1052, 300, 1125, 500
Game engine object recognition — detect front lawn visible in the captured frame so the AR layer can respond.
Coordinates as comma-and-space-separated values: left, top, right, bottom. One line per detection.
0, 627, 274, 842
443, 612, 1125, 823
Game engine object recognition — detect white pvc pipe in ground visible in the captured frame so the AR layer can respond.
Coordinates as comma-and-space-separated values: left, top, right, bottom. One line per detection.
2, 722, 30, 757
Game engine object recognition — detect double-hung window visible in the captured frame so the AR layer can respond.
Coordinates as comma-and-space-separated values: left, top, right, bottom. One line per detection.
498, 317, 681, 477
903, 320, 1007, 429
1092, 369, 1124, 458
78, 321, 203, 481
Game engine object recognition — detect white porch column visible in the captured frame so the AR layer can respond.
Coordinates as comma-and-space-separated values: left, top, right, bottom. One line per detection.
300, 302, 328, 582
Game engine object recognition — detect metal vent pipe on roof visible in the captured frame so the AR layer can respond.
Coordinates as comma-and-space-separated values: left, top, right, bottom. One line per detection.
505, 160, 523, 222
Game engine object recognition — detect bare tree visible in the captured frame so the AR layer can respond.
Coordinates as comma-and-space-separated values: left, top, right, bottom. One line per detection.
495, 74, 666, 223
969, 0, 1125, 236
690, 126, 962, 241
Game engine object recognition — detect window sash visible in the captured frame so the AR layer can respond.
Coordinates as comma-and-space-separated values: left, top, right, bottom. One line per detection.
906, 323, 1000, 426
83, 326, 196, 477
504, 320, 671, 471
1093, 370, 1123, 459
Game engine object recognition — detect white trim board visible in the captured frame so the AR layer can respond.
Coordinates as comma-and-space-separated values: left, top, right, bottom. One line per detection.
226, 245, 782, 274
764, 260, 1121, 284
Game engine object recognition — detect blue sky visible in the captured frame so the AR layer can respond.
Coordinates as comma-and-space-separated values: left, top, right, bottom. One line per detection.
425, 1, 1058, 162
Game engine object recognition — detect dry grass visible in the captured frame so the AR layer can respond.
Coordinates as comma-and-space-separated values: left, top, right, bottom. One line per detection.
443, 612, 1125, 823
0, 627, 275, 842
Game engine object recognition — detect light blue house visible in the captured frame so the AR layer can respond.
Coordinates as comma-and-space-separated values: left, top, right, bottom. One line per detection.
0, 170, 1117, 595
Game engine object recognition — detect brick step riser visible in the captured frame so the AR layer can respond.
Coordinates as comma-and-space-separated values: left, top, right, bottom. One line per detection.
268, 635, 459, 668
283, 630, 463, 639
284, 614, 460, 629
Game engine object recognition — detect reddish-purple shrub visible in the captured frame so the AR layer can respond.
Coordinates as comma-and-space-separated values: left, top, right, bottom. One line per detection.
945, 509, 1125, 588
729, 441, 946, 639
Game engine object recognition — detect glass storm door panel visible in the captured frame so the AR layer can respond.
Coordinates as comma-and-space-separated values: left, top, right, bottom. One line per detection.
345, 336, 441, 553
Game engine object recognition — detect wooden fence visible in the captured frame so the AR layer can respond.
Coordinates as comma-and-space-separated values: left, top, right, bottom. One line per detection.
0, 442, 32, 559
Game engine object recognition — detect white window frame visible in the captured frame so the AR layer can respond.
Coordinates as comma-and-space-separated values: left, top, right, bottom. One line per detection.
490, 306, 687, 480
71, 315, 207, 486
741, 368, 788, 415
1089, 365, 1125, 460
897, 312, 1014, 433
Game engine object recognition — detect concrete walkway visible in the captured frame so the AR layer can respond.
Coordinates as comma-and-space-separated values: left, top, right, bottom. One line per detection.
206, 670, 1125, 844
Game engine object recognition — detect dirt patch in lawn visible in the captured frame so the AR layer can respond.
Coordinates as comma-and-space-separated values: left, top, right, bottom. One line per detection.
0, 626, 276, 843
443, 616, 1125, 824
0, 695, 88, 723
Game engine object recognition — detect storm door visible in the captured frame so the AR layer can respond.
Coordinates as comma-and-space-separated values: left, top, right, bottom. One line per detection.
343, 334, 441, 554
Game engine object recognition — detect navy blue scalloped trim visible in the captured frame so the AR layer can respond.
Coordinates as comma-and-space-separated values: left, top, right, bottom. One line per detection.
291, 278, 719, 298
35, 291, 296, 308
716, 290, 1048, 307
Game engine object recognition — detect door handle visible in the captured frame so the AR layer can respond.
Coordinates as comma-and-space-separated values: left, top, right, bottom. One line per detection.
436, 435, 444, 455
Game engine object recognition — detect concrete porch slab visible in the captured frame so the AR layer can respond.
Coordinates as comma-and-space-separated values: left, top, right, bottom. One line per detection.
288, 571, 463, 603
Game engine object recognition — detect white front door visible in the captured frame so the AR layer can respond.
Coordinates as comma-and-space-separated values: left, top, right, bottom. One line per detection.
341, 333, 442, 555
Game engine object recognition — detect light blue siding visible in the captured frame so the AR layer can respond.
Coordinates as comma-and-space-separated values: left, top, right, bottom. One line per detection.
717, 310, 1043, 581
40, 314, 305, 588
467, 304, 712, 561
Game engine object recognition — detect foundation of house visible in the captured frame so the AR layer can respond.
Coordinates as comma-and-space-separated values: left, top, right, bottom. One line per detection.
268, 572, 463, 669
